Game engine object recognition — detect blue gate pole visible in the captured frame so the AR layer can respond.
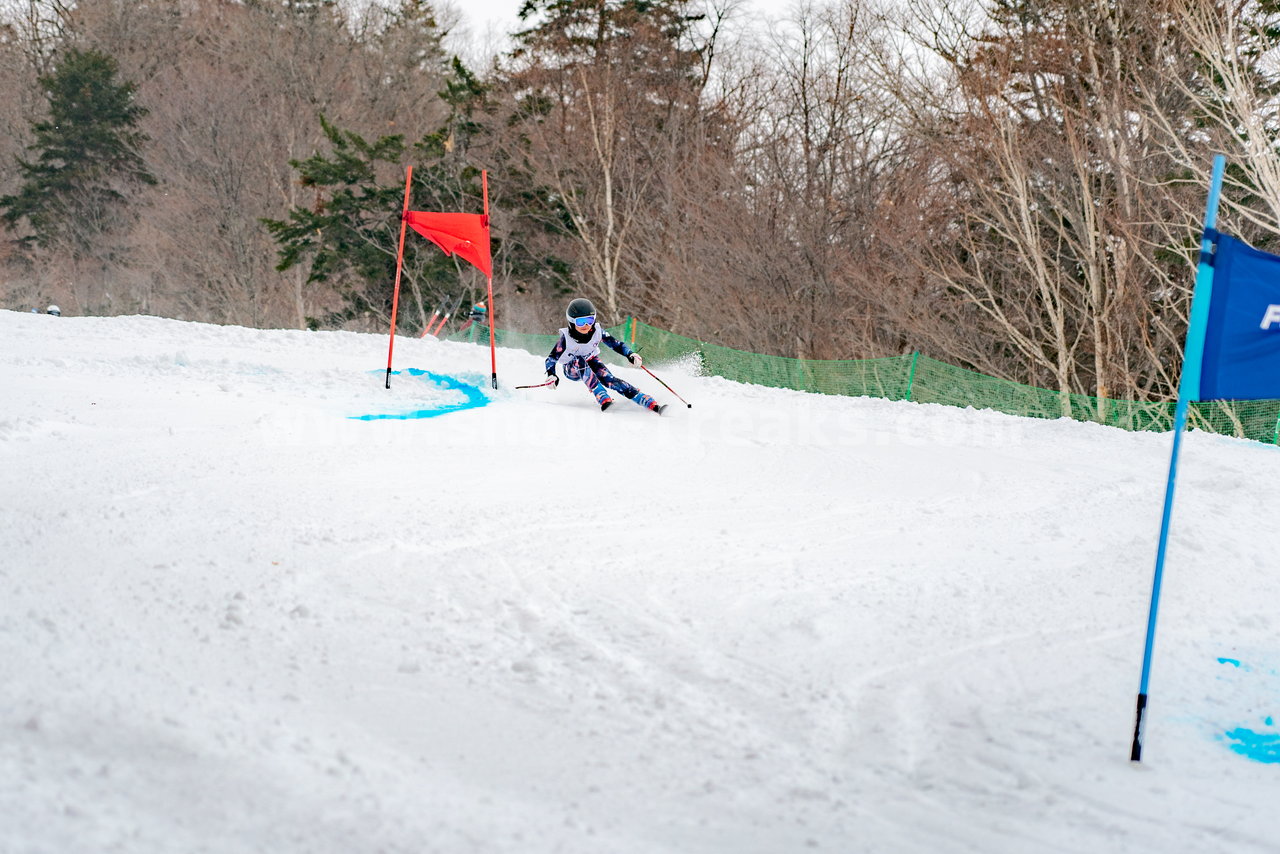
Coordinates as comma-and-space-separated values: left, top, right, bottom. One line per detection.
1130, 154, 1226, 762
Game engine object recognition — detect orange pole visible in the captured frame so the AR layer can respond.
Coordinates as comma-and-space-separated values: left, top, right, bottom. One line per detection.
420, 310, 440, 338
385, 165, 413, 389
483, 170, 498, 389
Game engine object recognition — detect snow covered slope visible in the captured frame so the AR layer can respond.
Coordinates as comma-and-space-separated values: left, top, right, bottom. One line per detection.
2, 309, 1277, 853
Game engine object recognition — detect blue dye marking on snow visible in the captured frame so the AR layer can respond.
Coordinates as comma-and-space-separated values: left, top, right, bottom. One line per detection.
1214, 658, 1279, 763
1223, 727, 1280, 764
351, 369, 489, 420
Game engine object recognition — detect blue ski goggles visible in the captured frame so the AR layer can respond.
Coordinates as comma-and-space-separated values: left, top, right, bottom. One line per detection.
571, 314, 596, 328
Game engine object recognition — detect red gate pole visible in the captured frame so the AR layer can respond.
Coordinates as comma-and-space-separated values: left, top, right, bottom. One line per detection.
385, 165, 414, 389
483, 170, 498, 389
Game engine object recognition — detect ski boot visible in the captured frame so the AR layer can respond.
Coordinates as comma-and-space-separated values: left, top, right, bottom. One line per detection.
634, 392, 663, 415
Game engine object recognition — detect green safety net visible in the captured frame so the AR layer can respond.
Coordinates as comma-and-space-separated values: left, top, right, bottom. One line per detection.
448, 319, 1280, 444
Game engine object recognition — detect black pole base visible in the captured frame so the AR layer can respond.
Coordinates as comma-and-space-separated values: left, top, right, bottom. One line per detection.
491, 373, 498, 390
385, 367, 392, 389
1130, 693, 1147, 762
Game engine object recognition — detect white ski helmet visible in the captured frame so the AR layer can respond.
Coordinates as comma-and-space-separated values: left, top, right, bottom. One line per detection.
46, 305, 61, 316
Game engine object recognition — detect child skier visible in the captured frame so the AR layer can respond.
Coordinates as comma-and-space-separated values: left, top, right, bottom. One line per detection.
545, 298, 666, 415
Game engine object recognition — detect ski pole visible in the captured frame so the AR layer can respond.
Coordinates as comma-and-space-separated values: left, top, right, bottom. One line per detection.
515, 378, 557, 390
641, 365, 692, 408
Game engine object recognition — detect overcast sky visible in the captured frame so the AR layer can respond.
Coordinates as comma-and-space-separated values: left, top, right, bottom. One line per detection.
446, 0, 801, 62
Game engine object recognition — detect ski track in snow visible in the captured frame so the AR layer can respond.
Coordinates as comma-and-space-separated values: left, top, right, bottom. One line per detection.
2, 310, 1278, 853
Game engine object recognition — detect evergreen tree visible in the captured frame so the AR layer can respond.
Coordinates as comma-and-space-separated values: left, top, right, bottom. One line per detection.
264, 52, 575, 331
262, 112, 493, 332
498, 0, 713, 318
263, 114, 410, 301
417, 55, 578, 307
0, 48, 154, 254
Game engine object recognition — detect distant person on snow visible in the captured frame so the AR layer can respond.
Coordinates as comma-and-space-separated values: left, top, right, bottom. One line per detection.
46, 305, 60, 316
545, 298, 666, 415
456, 301, 487, 335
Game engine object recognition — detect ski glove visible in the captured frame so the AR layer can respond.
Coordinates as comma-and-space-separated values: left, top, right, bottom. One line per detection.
546, 371, 559, 388
628, 353, 643, 368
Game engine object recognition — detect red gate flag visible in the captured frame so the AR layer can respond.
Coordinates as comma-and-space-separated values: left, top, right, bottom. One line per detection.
405, 211, 492, 278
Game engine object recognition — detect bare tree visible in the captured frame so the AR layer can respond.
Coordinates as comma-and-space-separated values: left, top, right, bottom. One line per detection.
2, 0, 72, 75
38, 0, 451, 327
871, 0, 1210, 408
1145, 0, 1280, 235
495, 0, 712, 321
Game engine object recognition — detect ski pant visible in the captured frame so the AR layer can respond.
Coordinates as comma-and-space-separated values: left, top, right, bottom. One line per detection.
562, 356, 649, 405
